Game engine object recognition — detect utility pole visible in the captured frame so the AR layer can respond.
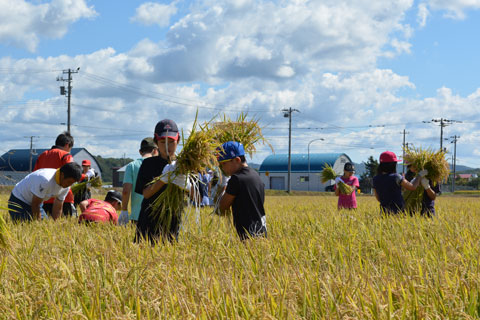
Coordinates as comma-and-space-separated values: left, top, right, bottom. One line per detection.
401, 129, 409, 174
57, 67, 80, 133
282, 107, 300, 193
450, 135, 460, 193
429, 118, 462, 151
24, 136, 39, 172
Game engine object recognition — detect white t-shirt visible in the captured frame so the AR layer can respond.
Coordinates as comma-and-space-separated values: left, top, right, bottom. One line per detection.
12, 168, 70, 205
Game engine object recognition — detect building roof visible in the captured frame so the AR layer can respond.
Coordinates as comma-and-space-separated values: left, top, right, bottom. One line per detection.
0, 148, 95, 171
259, 153, 351, 172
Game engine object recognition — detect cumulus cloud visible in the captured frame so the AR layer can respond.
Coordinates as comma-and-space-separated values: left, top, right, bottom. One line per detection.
0, 0, 97, 52
417, 3, 430, 27
425, 0, 480, 19
130, 1, 178, 27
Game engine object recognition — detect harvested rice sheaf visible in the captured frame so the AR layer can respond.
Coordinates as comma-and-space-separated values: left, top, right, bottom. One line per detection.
320, 164, 353, 195
210, 113, 273, 158
403, 146, 450, 213
71, 176, 102, 195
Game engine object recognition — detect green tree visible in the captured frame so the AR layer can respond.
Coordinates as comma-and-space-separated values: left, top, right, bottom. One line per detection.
94, 155, 133, 183
359, 156, 378, 194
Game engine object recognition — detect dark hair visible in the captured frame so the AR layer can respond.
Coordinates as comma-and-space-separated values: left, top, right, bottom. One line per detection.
140, 146, 157, 154
60, 162, 82, 181
239, 155, 246, 163
377, 162, 397, 175
55, 132, 74, 148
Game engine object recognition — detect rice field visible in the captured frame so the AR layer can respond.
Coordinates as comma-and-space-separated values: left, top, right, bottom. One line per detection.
1, 192, 480, 319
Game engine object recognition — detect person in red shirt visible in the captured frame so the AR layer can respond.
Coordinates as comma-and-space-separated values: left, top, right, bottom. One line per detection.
78, 190, 121, 224
34, 132, 77, 217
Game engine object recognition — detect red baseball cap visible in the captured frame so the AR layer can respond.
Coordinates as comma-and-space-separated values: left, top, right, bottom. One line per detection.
82, 160, 91, 166
379, 151, 401, 163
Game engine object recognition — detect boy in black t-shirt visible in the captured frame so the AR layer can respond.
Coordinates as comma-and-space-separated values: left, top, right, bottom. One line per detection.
216, 141, 267, 240
134, 119, 189, 244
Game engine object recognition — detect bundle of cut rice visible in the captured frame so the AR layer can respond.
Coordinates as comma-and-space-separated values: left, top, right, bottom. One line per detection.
320, 164, 353, 195
71, 176, 102, 195
149, 114, 220, 233
403, 146, 450, 213
210, 113, 273, 158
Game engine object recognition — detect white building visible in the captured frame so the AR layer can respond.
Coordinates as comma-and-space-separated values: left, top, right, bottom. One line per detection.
258, 153, 352, 191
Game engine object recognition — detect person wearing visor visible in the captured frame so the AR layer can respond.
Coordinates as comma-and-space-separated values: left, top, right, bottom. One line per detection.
134, 119, 190, 243
334, 162, 360, 210
78, 190, 122, 224
216, 141, 267, 240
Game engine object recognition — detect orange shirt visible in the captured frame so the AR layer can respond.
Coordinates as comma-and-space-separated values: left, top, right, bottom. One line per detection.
34, 147, 74, 203
78, 199, 118, 224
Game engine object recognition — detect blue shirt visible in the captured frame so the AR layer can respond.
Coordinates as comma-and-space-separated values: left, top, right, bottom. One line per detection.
373, 173, 404, 214
123, 158, 144, 221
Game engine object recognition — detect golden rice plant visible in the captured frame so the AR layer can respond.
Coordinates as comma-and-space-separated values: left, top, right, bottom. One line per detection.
149, 113, 220, 234
209, 112, 273, 158
0, 211, 8, 248
403, 146, 450, 213
71, 176, 102, 195
320, 164, 353, 195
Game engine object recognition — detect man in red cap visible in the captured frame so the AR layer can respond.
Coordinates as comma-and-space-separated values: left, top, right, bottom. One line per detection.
74, 159, 97, 206
33, 131, 78, 217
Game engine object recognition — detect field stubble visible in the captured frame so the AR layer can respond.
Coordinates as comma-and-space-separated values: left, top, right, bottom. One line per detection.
1, 193, 480, 319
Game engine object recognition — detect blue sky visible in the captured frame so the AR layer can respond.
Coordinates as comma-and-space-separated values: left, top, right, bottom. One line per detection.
1, 0, 480, 169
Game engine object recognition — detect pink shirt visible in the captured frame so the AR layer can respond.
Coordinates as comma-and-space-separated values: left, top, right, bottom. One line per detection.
336, 176, 359, 209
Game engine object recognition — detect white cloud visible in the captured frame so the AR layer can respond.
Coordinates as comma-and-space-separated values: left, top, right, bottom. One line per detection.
417, 3, 430, 27
131, 2, 178, 27
0, 0, 97, 52
426, 0, 480, 19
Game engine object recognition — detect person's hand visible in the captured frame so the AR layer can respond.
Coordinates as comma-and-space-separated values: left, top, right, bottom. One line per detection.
421, 177, 430, 190
171, 174, 191, 191
118, 210, 129, 225
86, 168, 96, 179
334, 177, 343, 185
418, 169, 428, 177
220, 176, 230, 188
160, 162, 177, 184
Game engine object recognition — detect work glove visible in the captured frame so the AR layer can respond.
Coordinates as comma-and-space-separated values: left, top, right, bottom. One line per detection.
160, 162, 191, 191
118, 210, 129, 225
421, 177, 430, 190
334, 177, 343, 185
418, 169, 428, 177
86, 168, 96, 180
219, 175, 230, 188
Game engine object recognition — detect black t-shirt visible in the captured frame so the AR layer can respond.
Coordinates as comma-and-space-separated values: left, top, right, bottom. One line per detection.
134, 156, 173, 242
225, 166, 266, 240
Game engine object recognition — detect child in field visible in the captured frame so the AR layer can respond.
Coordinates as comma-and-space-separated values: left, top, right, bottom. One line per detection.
134, 119, 189, 244
8, 162, 82, 221
334, 162, 359, 210
372, 151, 426, 215
78, 190, 122, 224
216, 141, 267, 240
404, 165, 440, 217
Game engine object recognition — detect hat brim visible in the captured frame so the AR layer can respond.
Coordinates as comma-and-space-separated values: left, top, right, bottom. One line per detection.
155, 132, 179, 141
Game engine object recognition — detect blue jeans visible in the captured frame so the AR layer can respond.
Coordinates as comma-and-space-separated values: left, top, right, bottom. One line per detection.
8, 193, 47, 222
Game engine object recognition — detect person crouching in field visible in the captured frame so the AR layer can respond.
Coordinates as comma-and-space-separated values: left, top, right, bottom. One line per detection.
78, 190, 122, 224
216, 141, 267, 240
8, 162, 82, 221
404, 164, 439, 217
334, 162, 359, 210
372, 151, 426, 215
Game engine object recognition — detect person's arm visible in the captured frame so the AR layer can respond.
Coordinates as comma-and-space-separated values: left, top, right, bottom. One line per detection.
401, 178, 420, 191
121, 183, 132, 211
334, 186, 340, 196
421, 178, 436, 200
31, 195, 44, 220
143, 180, 166, 199
219, 192, 236, 216
52, 198, 64, 220
78, 200, 89, 213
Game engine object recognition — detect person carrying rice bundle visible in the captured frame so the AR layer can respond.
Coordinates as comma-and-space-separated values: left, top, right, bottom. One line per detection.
334, 162, 360, 210
403, 146, 448, 217
216, 141, 267, 240
372, 151, 427, 215
134, 119, 190, 244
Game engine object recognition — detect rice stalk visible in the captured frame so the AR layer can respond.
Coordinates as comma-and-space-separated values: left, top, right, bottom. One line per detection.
209, 113, 273, 158
320, 164, 353, 194
71, 176, 102, 195
0, 212, 8, 248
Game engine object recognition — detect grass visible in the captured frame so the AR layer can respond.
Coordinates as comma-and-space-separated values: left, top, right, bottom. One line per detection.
1, 192, 480, 318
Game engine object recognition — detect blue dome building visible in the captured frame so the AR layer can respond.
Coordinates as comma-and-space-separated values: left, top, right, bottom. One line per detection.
259, 153, 352, 191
